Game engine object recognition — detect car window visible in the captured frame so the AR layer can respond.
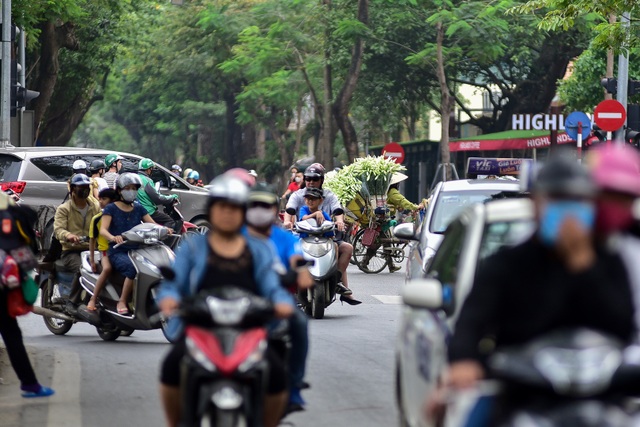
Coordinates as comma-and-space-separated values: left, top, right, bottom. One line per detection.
427, 219, 467, 285
151, 167, 188, 190
0, 154, 21, 182
477, 220, 535, 264
30, 155, 77, 182
429, 189, 522, 234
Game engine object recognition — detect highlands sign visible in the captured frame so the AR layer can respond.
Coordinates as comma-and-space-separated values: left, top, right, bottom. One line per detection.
512, 114, 567, 131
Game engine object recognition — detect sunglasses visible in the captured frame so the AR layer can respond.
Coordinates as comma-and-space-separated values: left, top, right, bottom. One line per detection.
248, 202, 274, 209
305, 177, 321, 182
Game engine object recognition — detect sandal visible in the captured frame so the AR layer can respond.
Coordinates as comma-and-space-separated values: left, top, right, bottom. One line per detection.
117, 303, 130, 315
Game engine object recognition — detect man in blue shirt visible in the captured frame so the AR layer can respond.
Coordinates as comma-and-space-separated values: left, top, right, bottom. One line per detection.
244, 183, 314, 413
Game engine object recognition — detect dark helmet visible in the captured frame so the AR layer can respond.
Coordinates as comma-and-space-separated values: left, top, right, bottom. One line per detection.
70, 173, 91, 188
304, 163, 325, 179
533, 153, 595, 198
249, 182, 278, 206
89, 159, 105, 174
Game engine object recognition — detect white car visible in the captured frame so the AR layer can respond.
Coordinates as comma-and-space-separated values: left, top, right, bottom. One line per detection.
394, 198, 535, 427
404, 179, 523, 281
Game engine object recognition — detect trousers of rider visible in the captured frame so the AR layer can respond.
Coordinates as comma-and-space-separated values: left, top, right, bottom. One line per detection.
0, 290, 38, 385
151, 211, 180, 233
288, 309, 309, 388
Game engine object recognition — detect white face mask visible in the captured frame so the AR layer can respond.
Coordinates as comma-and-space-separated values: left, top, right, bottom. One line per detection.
121, 189, 138, 203
246, 207, 275, 228
294, 176, 302, 183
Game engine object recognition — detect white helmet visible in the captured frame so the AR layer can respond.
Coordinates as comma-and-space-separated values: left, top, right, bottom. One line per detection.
73, 160, 87, 171
208, 175, 250, 206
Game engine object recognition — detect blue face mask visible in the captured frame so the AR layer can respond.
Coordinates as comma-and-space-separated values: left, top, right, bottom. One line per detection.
538, 201, 595, 246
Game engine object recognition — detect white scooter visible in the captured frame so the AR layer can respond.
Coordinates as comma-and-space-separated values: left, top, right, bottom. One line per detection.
293, 218, 340, 319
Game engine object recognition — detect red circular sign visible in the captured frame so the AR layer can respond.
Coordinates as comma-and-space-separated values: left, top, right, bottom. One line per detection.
382, 142, 405, 164
594, 100, 626, 132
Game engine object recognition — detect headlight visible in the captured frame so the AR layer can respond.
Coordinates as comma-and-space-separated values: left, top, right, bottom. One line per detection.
206, 296, 250, 325
211, 386, 243, 410
238, 340, 267, 373
134, 254, 160, 275
135, 228, 160, 244
301, 240, 332, 257
186, 336, 217, 372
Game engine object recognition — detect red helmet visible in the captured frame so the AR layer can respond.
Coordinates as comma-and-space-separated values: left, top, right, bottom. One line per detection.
588, 145, 640, 196
224, 168, 255, 187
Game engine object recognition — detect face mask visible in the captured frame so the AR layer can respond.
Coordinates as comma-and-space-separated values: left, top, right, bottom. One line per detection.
595, 199, 634, 235
246, 207, 275, 228
121, 189, 138, 203
538, 201, 595, 246
294, 177, 302, 183
75, 188, 90, 199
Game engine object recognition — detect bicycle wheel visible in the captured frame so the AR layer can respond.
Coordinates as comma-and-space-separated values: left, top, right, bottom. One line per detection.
353, 228, 388, 274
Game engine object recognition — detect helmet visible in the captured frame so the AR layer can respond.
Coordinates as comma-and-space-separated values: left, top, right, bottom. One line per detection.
89, 159, 105, 174
248, 169, 258, 178
224, 168, 255, 187
116, 173, 142, 190
72, 160, 87, 172
533, 153, 595, 198
187, 170, 200, 180
183, 168, 193, 180
138, 158, 155, 171
390, 172, 408, 185
249, 183, 278, 205
304, 163, 325, 178
587, 145, 640, 196
208, 175, 250, 206
105, 153, 123, 168
171, 164, 182, 173
70, 173, 91, 187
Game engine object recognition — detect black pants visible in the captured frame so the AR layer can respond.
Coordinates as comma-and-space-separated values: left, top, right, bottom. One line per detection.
0, 290, 38, 386
151, 210, 180, 233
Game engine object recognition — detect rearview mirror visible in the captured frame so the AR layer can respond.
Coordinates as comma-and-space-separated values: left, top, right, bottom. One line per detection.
154, 181, 161, 192
393, 223, 417, 240
402, 278, 443, 309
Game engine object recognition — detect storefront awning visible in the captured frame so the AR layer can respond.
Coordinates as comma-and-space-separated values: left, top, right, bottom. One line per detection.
450, 129, 573, 152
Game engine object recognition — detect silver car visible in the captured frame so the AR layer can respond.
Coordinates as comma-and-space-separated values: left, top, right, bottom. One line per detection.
394, 198, 535, 427
404, 179, 523, 281
0, 147, 210, 249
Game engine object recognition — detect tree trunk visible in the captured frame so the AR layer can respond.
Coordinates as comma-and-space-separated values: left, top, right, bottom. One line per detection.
436, 22, 452, 179
332, 0, 368, 164
38, 89, 102, 146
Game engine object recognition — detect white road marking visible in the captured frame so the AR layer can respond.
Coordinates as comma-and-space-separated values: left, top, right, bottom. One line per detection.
372, 295, 403, 304
47, 350, 82, 427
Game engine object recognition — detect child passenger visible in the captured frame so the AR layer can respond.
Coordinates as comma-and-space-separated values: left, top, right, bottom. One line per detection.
100, 173, 156, 315
87, 188, 117, 311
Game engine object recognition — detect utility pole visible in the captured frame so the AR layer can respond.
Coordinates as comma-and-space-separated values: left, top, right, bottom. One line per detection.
615, 11, 631, 143
0, 0, 11, 148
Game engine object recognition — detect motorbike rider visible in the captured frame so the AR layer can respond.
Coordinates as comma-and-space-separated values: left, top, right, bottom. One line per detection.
89, 159, 109, 199
170, 164, 182, 176
430, 154, 636, 421
244, 183, 314, 413
53, 174, 101, 310
586, 145, 640, 341
137, 158, 180, 232
100, 173, 157, 315
185, 170, 203, 187
157, 175, 295, 427
284, 163, 354, 296
103, 153, 124, 189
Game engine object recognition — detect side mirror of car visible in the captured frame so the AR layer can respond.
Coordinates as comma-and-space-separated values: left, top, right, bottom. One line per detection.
402, 278, 455, 316
154, 181, 161, 192
169, 176, 177, 188
393, 223, 417, 241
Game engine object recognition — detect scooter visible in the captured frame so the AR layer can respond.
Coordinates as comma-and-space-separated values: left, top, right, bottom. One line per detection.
446, 329, 640, 427
36, 224, 175, 341
292, 218, 340, 319
175, 285, 277, 427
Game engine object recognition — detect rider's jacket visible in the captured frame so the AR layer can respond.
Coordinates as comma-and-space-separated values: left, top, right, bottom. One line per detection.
387, 187, 418, 215
449, 236, 635, 365
137, 173, 176, 215
157, 233, 294, 341
53, 198, 100, 252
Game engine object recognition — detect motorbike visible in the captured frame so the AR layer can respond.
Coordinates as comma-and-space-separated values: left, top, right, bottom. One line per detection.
445, 329, 640, 427
173, 285, 278, 427
292, 217, 340, 319
36, 223, 175, 341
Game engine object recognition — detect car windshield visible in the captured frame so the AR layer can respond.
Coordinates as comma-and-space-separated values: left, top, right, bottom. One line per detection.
429, 189, 522, 233
478, 220, 535, 263
0, 155, 21, 182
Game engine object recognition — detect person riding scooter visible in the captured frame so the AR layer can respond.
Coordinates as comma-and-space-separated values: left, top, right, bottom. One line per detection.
137, 158, 180, 232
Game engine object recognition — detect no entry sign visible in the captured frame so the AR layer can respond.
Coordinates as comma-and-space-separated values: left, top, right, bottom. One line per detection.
382, 142, 405, 164
594, 100, 626, 132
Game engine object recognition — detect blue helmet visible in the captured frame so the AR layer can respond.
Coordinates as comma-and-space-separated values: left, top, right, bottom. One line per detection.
70, 173, 91, 187
187, 170, 200, 180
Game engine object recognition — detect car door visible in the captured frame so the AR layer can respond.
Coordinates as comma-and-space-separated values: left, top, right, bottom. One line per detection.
398, 217, 471, 427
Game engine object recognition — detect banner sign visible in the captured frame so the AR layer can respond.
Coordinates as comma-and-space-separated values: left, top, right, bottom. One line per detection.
450, 132, 572, 152
466, 157, 534, 176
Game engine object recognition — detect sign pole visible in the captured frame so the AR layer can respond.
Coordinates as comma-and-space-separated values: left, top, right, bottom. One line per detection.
577, 122, 583, 162
607, 131, 612, 144
615, 12, 631, 143
0, 0, 11, 149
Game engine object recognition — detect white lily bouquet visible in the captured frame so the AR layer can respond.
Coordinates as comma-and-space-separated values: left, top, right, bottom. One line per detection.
324, 155, 406, 211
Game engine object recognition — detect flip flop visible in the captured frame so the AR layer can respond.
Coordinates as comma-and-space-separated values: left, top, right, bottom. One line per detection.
117, 305, 130, 315
22, 386, 55, 398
